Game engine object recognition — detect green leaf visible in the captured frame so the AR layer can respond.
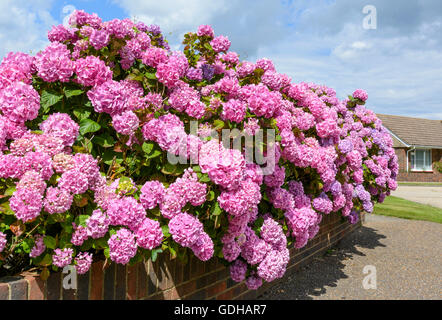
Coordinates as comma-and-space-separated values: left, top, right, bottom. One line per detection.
93, 134, 115, 148
43, 236, 57, 249
161, 163, 176, 175
145, 72, 157, 80
21, 238, 34, 254
213, 119, 225, 130
73, 109, 92, 121
142, 142, 154, 154
151, 248, 163, 262
79, 118, 101, 135
64, 88, 84, 99
40, 90, 63, 113
40, 267, 50, 281
102, 150, 123, 165
147, 149, 162, 159
4, 186, 16, 196
80, 238, 94, 251
177, 247, 188, 265
204, 43, 213, 51
168, 243, 178, 259
104, 247, 110, 258
161, 225, 170, 238
210, 202, 222, 216
93, 237, 109, 250
199, 174, 211, 183
207, 190, 215, 201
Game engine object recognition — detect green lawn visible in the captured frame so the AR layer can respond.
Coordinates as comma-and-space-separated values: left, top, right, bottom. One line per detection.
398, 182, 442, 187
373, 196, 442, 224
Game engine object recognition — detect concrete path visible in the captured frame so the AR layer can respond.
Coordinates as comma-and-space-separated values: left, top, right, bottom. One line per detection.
259, 214, 442, 300
392, 186, 442, 209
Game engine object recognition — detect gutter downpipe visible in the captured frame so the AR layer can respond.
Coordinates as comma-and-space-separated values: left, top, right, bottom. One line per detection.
406, 146, 416, 172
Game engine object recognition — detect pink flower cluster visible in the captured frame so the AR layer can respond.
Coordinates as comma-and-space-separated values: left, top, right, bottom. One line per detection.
0, 12, 398, 289
169, 212, 214, 261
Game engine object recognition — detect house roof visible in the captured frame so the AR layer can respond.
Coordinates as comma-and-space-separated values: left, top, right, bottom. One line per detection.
377, 113, 442, 148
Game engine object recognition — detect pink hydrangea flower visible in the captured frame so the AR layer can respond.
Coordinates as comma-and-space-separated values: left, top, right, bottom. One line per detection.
353, 89, 368, 101
136, 218, 163, 250
107, 197, 146, 232
58, 169, 89, 194
40, 113, 79, 147
34, 42, 74, 83
29, 235, 46, 258
75, 252, 93, 274
197, 25, 214, 38
75, 55, 113, 87
230, 259, 248, 282
90, 29, 110, 50
86, 209, 110, 239
140, 180, 165, 210
17, 171, 46, 194
190, 232, 214, 261
52, 248, 73, 268
0, 82, 40, 124
168, 212, 204, 248
10, 187, 43, 222
245, 272, 263, 290
87, 80, 132, 115
0, 232, 7, 253
221, 99, 246, 123
112, 111, 139, 136
108, 228, 138, 264
44, 187, 73, 214
71, 225, 89, 246
210, 35, 231, 53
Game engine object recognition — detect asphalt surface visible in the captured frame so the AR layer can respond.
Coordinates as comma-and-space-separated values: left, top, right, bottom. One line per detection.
391, 186, 442, 209
259, 214, 442, 300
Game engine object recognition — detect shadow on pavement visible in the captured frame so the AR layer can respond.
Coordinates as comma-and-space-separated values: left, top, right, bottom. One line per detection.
259, 225, 387, 300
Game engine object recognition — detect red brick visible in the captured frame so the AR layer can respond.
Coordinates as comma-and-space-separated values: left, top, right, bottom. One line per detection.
174, 260, 184, 285
176, 280, 196, 297
137, 261, 148, 299
0, 282, 9, 300
147, 259, 158, 296
157, 254, 172, 291
207, 281, 226, 298
115, 264, 126, 300
25, 276, 45, 300
217, 287, 234, 300
126, 264, 138, 300
9, 279, 28, 300
46, 272, 61, 300
90, 260, 104, 300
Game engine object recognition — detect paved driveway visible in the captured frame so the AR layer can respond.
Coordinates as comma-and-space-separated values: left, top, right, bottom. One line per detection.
392, 186, 442, 209
259, 214, 442, 300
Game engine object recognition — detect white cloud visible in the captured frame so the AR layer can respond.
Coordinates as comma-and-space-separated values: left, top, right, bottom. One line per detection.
114, 0, 228, 35
112, 0, 289, 57
0, 0, 56, 58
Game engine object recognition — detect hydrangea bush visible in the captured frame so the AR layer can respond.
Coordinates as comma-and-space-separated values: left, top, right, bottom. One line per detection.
0, 11, 398, 289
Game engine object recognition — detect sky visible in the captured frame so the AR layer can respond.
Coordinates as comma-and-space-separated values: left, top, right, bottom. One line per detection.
0, 0, 441, 119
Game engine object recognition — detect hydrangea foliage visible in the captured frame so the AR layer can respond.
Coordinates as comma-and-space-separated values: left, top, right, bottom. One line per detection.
0, 10, 398, 290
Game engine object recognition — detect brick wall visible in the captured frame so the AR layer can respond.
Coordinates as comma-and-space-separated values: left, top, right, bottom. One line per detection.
0, 212, 363, 300
396, 148, 442, 182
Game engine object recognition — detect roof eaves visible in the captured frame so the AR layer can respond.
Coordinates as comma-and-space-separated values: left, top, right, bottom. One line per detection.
384, 127, 410, 147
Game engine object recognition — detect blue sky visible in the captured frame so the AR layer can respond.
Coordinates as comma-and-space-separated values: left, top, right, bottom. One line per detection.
1, 0, 441, 119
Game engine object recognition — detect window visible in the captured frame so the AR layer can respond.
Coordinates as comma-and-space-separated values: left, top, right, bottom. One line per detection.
410, 149, 432, 172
